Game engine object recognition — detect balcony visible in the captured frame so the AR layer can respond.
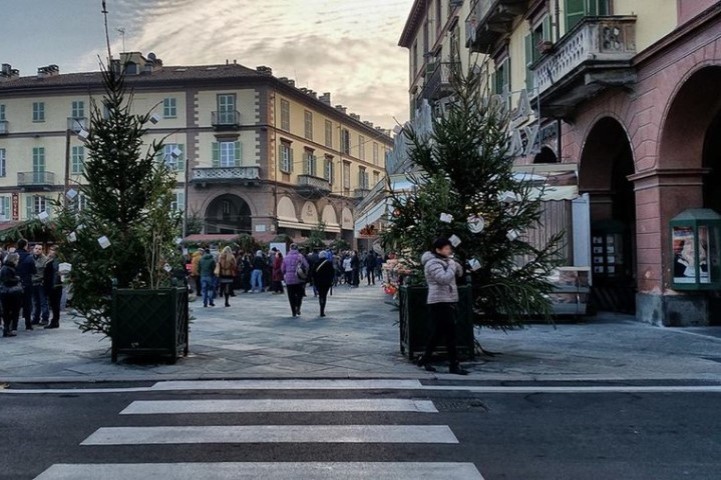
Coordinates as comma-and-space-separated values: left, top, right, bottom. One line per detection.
421, 62, 458, 102
531, 16, 637, 118
466, 0, 528, 54
67, 117, 88, 133
18, 171, 56, 191
353, 188, 371, 199
211, 110, 241, 130
297, 174, 331, 196
0, 120, 7, 135
191, 166, 261, 186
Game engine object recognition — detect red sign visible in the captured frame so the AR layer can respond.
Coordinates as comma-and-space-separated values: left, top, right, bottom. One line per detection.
11, 193, 18, 221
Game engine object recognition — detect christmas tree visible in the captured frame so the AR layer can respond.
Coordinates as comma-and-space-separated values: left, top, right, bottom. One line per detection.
383, 61, 563, 330
54, 64, 181, 335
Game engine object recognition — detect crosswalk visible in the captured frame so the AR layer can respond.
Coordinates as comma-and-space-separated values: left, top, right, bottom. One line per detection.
34, 380, 485, 479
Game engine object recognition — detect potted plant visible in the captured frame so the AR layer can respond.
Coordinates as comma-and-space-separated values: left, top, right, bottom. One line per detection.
54, 60, 188, 363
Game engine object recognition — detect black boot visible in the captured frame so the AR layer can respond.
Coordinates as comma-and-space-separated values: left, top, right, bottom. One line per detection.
449, 363, 469, 376
416, 355, 436, 372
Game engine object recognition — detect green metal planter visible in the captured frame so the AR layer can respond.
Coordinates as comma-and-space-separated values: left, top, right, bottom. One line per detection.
398, 284, 475, 361
111, 287, 189, 364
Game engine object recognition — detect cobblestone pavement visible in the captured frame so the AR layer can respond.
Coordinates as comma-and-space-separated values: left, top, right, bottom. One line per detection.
1, 284, 721, 383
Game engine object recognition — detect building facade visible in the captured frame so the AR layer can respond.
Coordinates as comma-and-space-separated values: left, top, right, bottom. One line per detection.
0, 52, 392, 244
400, 0, 721, 326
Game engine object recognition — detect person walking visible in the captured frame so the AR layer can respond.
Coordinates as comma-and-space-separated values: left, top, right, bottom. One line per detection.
15, 239, 36, 330
281, 243, 309, 317
0, 253, 23, 337
197, 248, 216, 307
314, 251, 335, 317
416, 238, 469, 375
342, 254, 352, 286
250, 250, 265, 293
350, 250, 360, 287
31, 244, 50, 326
43, 246, 63, 329
217, 246, 237, 307
365, 251, 377, 286
271, 251, 284, 294
190, 249, 203, 296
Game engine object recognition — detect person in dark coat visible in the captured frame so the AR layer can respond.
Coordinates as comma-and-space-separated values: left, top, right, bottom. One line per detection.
42, 246, 63, 329
314, 251, 336, 317
0, 252, 23, 337
350, 250, 360, 287
14, 239, 36, 330
271, 251, 284, 294
364, 251, 377, 286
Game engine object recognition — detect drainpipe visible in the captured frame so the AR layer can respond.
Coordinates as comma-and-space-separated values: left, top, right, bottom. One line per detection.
553, 0, 562, 163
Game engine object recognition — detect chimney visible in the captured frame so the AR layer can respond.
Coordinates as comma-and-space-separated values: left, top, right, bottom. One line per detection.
300, 87, 309, 94
256, 66, 273, 75
0, 63, 19, 80
288, 79, 295, 87
319, 92, 331, 105
364, 121, 374, 128
350, 113, 361, 120
37, 64, 59, 78
335, 105, 347, 114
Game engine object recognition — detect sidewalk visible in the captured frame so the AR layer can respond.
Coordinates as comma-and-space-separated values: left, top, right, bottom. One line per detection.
1, 284, 721, 383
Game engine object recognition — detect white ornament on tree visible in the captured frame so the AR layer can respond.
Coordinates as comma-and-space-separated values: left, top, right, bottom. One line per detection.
467, 215, 485, 233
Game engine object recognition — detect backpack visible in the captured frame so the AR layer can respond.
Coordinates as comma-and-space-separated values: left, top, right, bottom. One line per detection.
296, 259, 308, 281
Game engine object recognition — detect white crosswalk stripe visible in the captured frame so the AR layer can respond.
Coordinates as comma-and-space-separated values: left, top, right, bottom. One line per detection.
34, 382, 485, 479
35, 462, 484, 480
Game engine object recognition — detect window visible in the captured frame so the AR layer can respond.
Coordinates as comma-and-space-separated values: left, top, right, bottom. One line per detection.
0, 148, 5, 177
279, 142, 293, 173
125, 62, 138, 75
71, 101, 85, 119
304, 110, 313, 140
71, 146, 84, 175
212, 141, 241, 168
342, 161, 351, 190
372, 142, 379, 165
493, 58, 510, 97
162, 144, 185, 171
27, 195, 48, 218
340, 128, 350, 154
32, 102, 45, 122
435, 0, 442, 35
32, 147, 45, 172
0, 104, 5, 121
217, 94, 236, 124
280, 99, 290, 131
163, 98, 177, 118
359, 136, 365, 160
373, 171, 380, 185
171, 192, 185, 212
222, 200, 231, 215
358, 167, 368, 189
304, 150, 317, 176
565, 0, 610, 32
325, 120, 333, 147
412, 41, 418, 77
0, 196, 9, 220
71, 194, 89, 213
324, 156, 334, 183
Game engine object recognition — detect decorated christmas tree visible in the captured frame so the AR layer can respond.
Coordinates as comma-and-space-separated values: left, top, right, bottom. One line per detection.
383, 61, 563, 330
53, 63, 181, 335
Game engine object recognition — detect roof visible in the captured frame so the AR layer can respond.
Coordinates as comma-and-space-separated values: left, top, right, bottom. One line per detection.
398, 0, 428, 48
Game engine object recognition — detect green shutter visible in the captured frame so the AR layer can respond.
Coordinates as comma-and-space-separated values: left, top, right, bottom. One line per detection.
289, 148, 294, 172
234, 141, 241, 167
525, 34, 534, 91
279, 145, 285, 172
177, 144, 185, 172
26, 196, 33, 219
565, 0, 585, 32
212, 142, 220, 168
542, 15, 553, 42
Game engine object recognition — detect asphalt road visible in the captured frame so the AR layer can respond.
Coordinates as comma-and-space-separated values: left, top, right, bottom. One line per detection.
2, 379, 720, 479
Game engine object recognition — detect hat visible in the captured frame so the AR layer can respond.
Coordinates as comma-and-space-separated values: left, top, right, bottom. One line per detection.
319, 251, 329, 260
290, 243, 298, 250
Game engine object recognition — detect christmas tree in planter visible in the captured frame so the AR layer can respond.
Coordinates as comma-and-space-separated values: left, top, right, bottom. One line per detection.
383, 60, 564, 346
54, 63, 183, 341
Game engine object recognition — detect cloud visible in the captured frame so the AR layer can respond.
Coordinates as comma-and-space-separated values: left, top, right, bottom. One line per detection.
70, 0, 413, 128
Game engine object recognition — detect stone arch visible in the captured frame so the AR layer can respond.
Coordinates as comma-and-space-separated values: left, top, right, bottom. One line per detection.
321, 204, 339, 227
341, 207, 354, 230
301, 201, 319, 224
533, 146, 558, 164
277, 196, 297, 222
204, 194, 252, 234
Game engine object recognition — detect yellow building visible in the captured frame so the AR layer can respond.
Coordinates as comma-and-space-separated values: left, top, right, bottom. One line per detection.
0, 52, 392, 244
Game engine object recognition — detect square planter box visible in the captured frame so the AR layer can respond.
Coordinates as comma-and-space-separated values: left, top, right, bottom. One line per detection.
111, 287, 189, 363
398, 284, 475, 361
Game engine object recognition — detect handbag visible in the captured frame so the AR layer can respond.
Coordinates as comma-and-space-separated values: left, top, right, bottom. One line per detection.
296, 260, 308, 281
213, 262, 220, 276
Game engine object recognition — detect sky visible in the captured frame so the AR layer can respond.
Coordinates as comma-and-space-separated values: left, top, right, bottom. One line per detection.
0, 0, 414, 128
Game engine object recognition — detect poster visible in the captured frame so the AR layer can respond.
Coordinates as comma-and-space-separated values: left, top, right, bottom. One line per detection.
269, 242, 287, 256
699, 225, 710, 284
672, 226, 697, 284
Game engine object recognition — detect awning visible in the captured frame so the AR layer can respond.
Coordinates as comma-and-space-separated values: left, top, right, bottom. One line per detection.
278, 220, 341, 233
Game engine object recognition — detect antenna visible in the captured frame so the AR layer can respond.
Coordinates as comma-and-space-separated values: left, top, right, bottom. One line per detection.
117, 27, 126, 52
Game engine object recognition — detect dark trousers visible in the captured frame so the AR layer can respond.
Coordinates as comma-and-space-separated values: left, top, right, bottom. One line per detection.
317, 285, 331, 315
193, 276, 201, 295
1, 293, 21, 332
287, 283, 305, 315
422, 302, 458, 366
20, 287, 32, 328
49, 287, 62, 325
366, 267, 375, 285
